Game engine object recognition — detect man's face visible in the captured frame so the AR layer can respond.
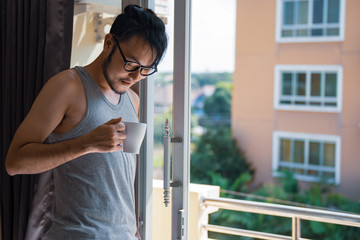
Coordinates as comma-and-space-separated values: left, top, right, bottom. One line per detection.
102, 36, 157, 94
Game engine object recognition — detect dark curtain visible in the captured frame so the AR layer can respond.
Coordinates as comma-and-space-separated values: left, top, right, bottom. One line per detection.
0, 0, 74, 239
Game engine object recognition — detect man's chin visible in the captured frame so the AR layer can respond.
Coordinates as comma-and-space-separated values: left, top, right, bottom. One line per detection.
111, 88, 127, 95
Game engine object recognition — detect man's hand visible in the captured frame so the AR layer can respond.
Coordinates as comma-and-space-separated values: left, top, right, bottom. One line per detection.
84, 117, 127, 153
135, 227, 142, 240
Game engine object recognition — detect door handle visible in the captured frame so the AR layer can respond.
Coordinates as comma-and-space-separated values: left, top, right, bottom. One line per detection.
163, 118, 183, 207
163, 118, 171, 207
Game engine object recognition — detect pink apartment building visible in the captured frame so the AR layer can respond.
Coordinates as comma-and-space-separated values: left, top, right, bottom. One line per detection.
232, 0, 360, 199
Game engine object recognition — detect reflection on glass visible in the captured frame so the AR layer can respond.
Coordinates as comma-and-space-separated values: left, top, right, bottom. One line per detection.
308, 170, 319, 177
283, 1, 295, 25
327, 28, 339, 36
324, 143, 335, 167
282, 72, 292, 95
280, 139, 291, 162
296, 73, 306, 96
279, 166, 290, 172
153, 0, 174, 180
296, 29, 308, 37
312, 29, 323, 36
325, 73, 337, 97
309, 141, 320, 165
325, 102, 337, 106
153, 84, 173, 179
327, 0, 340, 23
323, 172, 335, 180
313, 0, 324, 24
297, 0, 308, 24
311, 73, 321, 96
282, 30, 293, 37
280, 100, 292, 105
295, 101, 306, 105
294, 140, 304, 163
152, 0, 174, 234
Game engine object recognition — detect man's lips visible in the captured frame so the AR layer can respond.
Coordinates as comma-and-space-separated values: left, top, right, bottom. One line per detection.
120, 78, 133, 85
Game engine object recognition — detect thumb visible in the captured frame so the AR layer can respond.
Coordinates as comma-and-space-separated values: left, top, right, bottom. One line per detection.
105, 117, 122, 125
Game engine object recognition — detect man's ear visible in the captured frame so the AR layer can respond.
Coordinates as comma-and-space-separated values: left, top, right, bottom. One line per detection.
103, 33, 114, 52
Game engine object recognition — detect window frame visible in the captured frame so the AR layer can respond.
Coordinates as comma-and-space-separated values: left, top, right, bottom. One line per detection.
275, 0, 347, 43
272, 131, 341, 185
273, 64, 343, 113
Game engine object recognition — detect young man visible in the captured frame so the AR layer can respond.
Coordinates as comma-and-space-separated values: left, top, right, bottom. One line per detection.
5, 5, 167, 239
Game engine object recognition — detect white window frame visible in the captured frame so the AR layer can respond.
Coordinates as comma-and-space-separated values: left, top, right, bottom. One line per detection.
275, 0, 346, 43
274, 64, 343, 113
138, 0, 192, 239
272, 131, 341, 185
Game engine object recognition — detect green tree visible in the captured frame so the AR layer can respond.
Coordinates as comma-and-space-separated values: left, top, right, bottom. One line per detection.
204, 82, 232, 117
213, 172, 360, 240
190, 127, 254, 192
208, 172, 360, 240
153, 108, 172, 146
200, 82, 232, 127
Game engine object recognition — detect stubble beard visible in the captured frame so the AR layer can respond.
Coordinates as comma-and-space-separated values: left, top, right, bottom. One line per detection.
102, 46, 127, 95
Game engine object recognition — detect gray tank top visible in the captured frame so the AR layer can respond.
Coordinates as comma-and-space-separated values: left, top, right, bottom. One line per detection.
44, 66, 139, 239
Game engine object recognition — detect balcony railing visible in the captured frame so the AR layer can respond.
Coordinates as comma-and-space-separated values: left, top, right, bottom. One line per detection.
202, 197, 360, 240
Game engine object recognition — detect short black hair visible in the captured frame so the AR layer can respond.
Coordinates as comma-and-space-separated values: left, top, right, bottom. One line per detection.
110, 5, 168, 67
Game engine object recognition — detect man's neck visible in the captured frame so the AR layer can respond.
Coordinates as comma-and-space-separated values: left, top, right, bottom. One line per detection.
84, 55, 122, 105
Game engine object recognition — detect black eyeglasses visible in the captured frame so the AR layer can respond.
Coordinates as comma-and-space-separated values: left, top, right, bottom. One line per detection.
113, 37, 157, 76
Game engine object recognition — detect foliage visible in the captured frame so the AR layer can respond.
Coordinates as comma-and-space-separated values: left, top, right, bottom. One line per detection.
190, 126, 254, 192
156, 71, 360, 239
203, 83, 232, 117
208, 171, 360, 240
153, 108, 172, 145
200, 82, 232, 127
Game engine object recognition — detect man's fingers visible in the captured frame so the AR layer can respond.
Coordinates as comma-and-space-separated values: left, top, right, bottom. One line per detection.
111, 122, 125, 133
105, 118, 125, 132
117, 132, 127, 140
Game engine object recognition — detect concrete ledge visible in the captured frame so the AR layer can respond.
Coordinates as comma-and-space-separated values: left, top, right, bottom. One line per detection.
152, 179, 220, 240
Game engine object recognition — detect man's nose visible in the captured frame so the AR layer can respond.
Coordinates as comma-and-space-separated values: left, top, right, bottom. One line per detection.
129, 68, 143, 82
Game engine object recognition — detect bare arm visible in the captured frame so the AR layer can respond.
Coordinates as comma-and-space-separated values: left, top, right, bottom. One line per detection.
5, 71, 126, 176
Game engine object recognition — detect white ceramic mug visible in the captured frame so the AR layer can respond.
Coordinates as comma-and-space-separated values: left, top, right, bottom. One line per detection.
122, 122, 147, 154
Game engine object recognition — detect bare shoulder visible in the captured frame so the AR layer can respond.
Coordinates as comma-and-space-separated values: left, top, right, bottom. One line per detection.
45, 68, 82, 95
12, 68, 84, 143
127, 88, 140, 115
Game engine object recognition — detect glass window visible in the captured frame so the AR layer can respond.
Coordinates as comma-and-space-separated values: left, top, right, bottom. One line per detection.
311, 73, 321, 96
282, 73, 293, 95
325, 73, 337, 97
296, 73, 306, 96
324, 143, 336, 167
274, 132, 340, 184
283, 1, 295, 25
277, 0, 344, 42
312, 0, 324, 24
294, 140, 305, 163
280, 139, 291, 161
275, 65, 342, 112
328, 0, 340, 23
297, 0, 309, 24
309, 141, 320, 165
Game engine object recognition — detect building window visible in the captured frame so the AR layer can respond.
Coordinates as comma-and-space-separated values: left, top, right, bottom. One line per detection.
273, 131, 341, 184
276, 0, 346, 42
274, 65, 343, 112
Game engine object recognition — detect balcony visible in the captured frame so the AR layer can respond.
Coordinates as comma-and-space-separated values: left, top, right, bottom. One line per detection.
152, 180, 360, 240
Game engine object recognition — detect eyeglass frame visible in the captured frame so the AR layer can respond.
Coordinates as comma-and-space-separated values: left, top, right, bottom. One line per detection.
112, 36, 158, 76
